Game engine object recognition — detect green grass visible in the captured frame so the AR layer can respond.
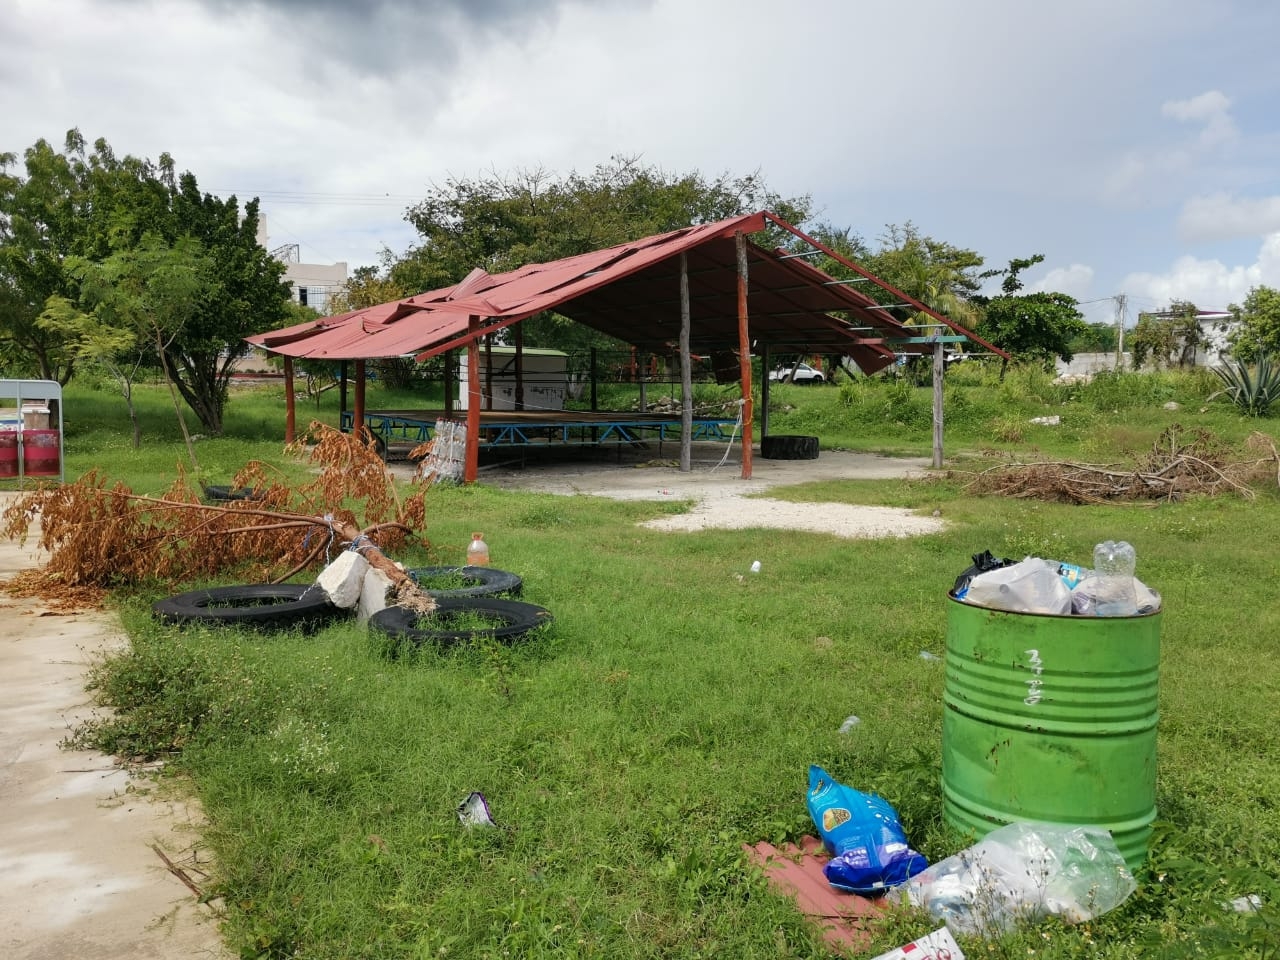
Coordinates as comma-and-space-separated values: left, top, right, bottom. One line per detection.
23, 371, 1280, 959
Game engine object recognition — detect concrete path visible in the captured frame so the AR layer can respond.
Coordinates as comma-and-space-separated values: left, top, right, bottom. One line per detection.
0, 493, 226, 959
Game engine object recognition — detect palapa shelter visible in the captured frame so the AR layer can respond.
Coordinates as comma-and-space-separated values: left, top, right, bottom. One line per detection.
247, 211, 1000, 481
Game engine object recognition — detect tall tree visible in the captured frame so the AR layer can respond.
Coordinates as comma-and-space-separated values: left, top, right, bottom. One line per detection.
397, 156, 812, 355
975, 255, 1087, 376
1227, 285, 1280, 363
1130, 300, 1203, 369
1, 130, 289, 433
42, 234, 217, 456
0, 132, 172, 383
160, 174, 289, 434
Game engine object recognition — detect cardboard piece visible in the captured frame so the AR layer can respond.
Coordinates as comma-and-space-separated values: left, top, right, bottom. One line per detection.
869, 925, 966, 960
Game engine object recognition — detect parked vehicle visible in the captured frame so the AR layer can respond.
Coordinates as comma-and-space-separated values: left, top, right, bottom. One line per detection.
768, 362, 826, 384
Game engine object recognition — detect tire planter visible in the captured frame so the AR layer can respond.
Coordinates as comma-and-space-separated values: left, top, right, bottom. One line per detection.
760, 434, 820, 460
201, 485, 263, 503
152, 584, 349, 630
370, 597, 552, 648
406, 565, 523, 599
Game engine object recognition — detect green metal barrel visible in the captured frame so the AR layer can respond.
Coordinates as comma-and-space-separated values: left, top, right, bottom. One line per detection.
942, 595, 1161, 871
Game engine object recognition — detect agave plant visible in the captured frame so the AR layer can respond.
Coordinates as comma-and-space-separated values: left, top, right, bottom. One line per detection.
1211, 352, 1280, 416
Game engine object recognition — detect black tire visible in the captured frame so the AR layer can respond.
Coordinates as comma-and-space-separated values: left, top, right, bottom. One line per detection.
201, 485, 262, 503
760, 434, 820, 460
152, 584, 348, 630
406, 565, 523, 598
370, 597, 552, 647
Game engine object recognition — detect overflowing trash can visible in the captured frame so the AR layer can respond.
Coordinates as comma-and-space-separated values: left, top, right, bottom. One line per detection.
942, 567, 1162, 872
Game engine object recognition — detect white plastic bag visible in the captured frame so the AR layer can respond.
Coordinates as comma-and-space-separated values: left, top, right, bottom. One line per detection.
963, 558, 1072, 616
1071, 574, 1162, 616
904, 822, 1136, 936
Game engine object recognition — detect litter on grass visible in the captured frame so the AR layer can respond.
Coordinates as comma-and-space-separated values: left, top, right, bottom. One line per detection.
457, 792, 496, 829
902, 822, 1136, 936
869, 925, 966, 960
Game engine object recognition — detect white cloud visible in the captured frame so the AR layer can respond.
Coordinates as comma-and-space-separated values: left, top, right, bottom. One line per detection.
1030, 264, 1095, 300
1161, 90, 1238, 147
1121, 234, 1280, 312
1177, 192, 1280, 242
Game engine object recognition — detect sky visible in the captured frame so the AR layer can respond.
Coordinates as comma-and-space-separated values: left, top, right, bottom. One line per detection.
4, 0, 1280, 326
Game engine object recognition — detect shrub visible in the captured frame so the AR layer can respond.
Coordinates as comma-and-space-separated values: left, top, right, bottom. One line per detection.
1211, 353, 1280, 416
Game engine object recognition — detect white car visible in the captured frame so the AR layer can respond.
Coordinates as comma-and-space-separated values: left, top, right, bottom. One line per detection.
768, 362, 826, 384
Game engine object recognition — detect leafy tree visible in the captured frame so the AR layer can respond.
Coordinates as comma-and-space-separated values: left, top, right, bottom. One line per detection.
1130, 301, 1203, 369
42, 234, 216, 458
397, 156, 812, 357
975, 255, 1087, 377
1069, 321, 1120, 355
0, 132, 172, 383
1, 130, 289, 433
1227, 285, 1280, 363
159, 176, 289, 434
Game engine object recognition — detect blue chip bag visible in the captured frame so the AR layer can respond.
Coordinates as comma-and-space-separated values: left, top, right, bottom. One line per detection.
805, 765, 928, 894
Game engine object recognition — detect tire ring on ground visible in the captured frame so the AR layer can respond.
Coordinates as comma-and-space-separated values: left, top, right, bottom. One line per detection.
201, 485, 262, 503
371, 597, 553, 648
759, 434, 820, 460
152, 584, 348, 630
406, 566, 523, 599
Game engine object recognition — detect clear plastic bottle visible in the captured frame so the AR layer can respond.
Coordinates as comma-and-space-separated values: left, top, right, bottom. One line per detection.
466, 532, 489, 567
1092, 540, 1137, 616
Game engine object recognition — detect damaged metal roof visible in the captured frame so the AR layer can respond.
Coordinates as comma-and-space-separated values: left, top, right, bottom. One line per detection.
247, 211, 988, 372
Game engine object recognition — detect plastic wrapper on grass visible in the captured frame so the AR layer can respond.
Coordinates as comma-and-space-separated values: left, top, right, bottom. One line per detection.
903, 821, 1137, 936
806, 765, 927, 895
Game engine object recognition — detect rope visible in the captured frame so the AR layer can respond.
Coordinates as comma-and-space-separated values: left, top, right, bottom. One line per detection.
709, 400, 745, 473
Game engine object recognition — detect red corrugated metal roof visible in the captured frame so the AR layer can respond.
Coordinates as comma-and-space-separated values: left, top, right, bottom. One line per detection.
245, 212, 931, 371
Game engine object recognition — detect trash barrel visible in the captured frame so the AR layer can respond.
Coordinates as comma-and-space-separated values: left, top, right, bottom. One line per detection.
941, 594, 1161, 871
0, 432, 17, 477
21, 429, 61, 477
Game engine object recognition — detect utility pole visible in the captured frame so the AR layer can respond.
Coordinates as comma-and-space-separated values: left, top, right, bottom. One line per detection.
1114, 293, 1127, 370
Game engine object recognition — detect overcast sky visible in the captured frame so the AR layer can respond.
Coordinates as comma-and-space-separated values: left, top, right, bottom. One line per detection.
5, 0, 1280, 325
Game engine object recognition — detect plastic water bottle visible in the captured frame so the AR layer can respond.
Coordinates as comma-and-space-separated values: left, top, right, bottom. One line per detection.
466, 532, 490, 567
1092, 540, 1137, 616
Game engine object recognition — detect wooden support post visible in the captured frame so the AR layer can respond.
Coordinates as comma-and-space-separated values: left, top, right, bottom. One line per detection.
465, 317, 480, 483
679, 252, 693, 473
282, 356, 296, 443
932, 339, 945, 469
353, 359, 366, 443
339, 360, 348, 416
736, 231, 753, 480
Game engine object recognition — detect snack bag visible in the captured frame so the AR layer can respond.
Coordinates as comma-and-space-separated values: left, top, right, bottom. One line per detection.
806, 765, 928, 894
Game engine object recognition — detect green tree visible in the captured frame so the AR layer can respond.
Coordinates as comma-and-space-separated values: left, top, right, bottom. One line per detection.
160, 175, 288, 434
1227, 285, 1280, 363
1069, 321, 1119, 355
975, 255, 1087, 377
1130, 300, 1203, 369
397, 156, 812, 356
0, 132, 172, 383
42, 234, 216, 457
1, 131, 289, 433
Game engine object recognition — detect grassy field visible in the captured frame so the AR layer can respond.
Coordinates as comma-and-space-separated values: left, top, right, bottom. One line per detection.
16, 367, 1280, 959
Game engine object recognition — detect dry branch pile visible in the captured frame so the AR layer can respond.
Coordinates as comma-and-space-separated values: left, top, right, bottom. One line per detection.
961, 426, 1280, 504
1, 422, 436, 603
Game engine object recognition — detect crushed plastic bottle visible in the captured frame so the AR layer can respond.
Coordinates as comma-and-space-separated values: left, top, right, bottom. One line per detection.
466, 532, 490, 566
1092, 540, 1137, 616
